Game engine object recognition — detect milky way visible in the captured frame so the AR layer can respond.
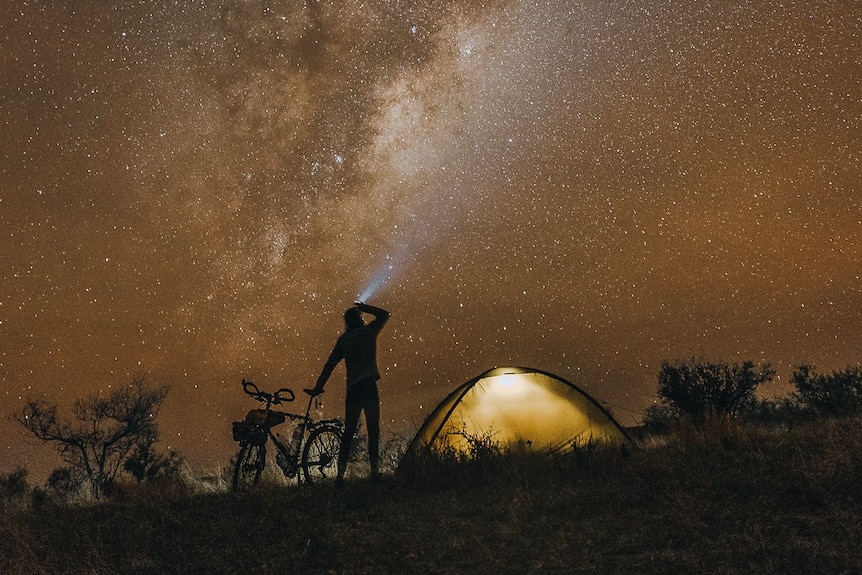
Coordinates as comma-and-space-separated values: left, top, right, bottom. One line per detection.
2, 0, 859, 477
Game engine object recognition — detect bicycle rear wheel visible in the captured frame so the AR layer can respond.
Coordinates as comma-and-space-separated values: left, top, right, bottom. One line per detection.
232, 443, 265, 491
302, 426, 341, 485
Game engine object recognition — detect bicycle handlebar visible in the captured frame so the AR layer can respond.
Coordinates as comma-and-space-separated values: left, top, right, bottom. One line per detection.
241, 379, 295, 404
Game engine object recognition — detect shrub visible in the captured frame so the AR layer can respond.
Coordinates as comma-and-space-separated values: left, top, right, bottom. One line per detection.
0, 467, 30, 508
656, 357, 775, 423
792, 364, 862, 417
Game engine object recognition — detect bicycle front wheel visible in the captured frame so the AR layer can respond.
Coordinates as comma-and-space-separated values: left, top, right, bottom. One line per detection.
232, 443, 265, 491
302, 426, 341, 485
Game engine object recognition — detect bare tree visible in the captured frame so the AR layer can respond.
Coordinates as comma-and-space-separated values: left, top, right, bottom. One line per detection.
14, 378, 169, 498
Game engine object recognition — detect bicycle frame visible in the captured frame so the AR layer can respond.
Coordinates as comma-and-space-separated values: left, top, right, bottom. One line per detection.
268, 395, 330, 476
232, 379, 343, 489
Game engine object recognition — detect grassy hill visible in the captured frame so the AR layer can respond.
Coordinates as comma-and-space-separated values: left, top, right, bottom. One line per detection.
2, 417, 861, 574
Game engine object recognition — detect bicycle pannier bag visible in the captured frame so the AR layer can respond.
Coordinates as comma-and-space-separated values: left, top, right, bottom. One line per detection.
232, 421, 266, 446
244, 409, 286, 427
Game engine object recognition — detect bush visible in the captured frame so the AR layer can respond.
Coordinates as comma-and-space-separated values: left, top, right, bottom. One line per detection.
0, 467, 30, 508
792, 364, 862, 417
656, 357, 775, 423
45, 468, 87, 502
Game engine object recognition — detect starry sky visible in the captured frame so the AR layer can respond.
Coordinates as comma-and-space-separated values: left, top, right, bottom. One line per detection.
2, 0, 859, 479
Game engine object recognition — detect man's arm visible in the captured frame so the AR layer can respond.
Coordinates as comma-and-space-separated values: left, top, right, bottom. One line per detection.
356, 302, 389, 329
306, 344, 343, 396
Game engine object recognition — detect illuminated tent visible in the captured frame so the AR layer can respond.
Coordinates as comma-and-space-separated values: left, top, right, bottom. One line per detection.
409, 367, 628, 455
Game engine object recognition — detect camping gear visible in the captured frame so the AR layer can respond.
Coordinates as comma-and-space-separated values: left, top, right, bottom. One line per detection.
409, 366, 628, 455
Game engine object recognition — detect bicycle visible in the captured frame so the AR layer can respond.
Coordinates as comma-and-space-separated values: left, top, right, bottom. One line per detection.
231, 379, 343, 490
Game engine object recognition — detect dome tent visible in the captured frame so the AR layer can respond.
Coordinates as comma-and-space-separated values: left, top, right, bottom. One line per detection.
408, 367, 628, 456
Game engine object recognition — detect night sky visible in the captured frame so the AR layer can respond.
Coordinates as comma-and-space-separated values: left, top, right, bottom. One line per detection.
2, 1, 859, 479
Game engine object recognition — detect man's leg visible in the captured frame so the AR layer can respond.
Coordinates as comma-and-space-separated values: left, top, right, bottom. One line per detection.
338, 399, 361, 480
365, 399, 381, 477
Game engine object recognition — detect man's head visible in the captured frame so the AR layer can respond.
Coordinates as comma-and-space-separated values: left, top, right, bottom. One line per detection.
343, 307, 364, 331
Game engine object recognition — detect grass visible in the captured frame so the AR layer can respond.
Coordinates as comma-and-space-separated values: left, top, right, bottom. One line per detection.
2, 416, 861, 574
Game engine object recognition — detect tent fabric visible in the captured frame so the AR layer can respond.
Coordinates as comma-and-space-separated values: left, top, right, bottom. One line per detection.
409, 366, 628, 455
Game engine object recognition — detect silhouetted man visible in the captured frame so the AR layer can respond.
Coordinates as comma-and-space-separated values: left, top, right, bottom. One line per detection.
306, 301, 390, 484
